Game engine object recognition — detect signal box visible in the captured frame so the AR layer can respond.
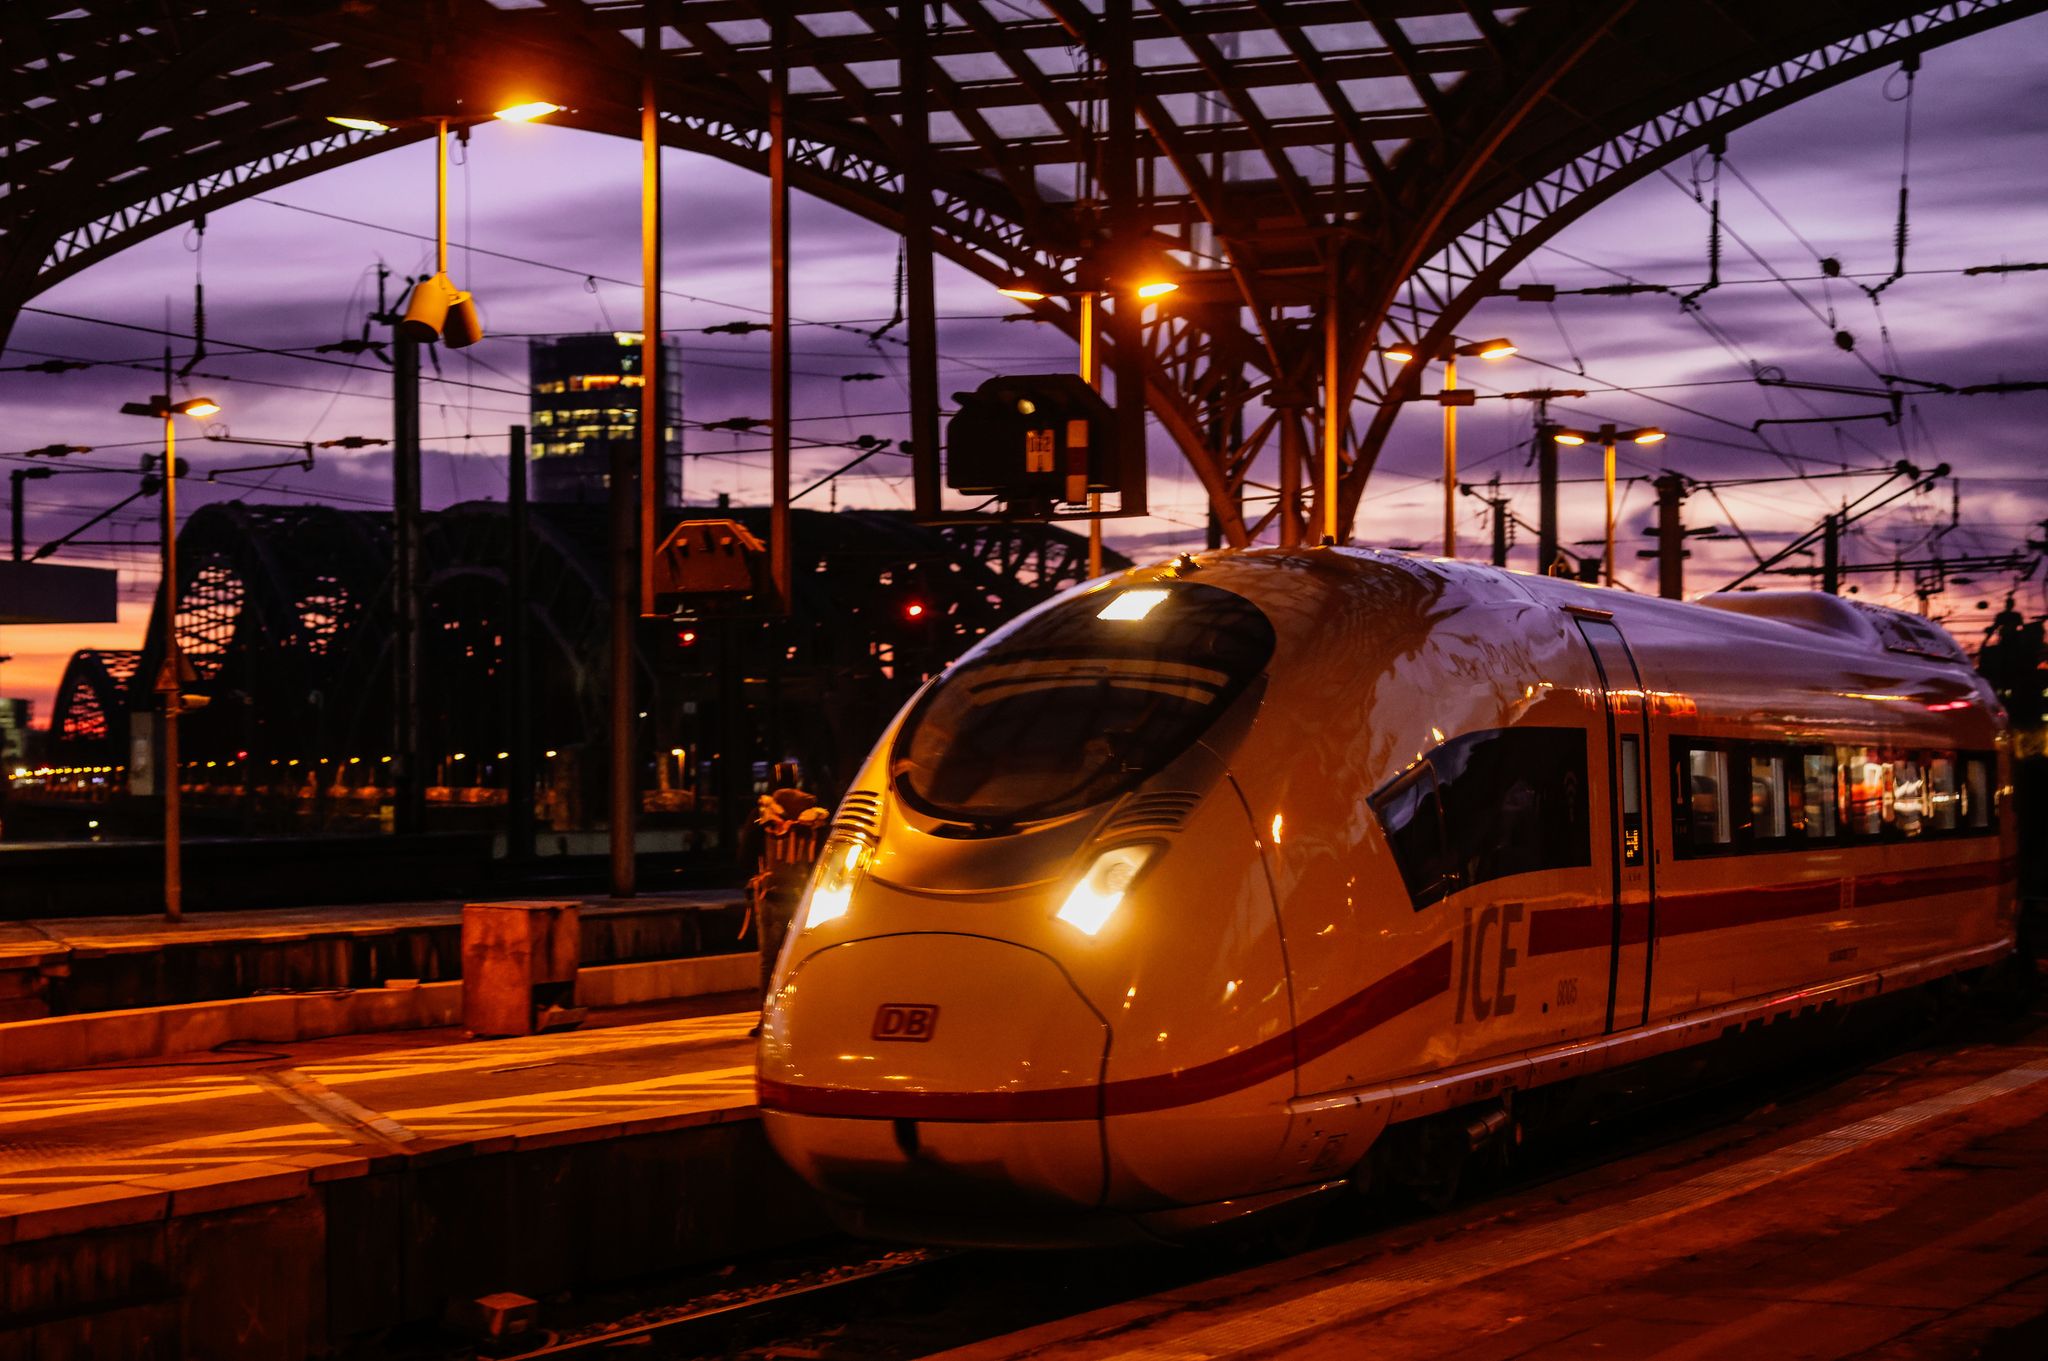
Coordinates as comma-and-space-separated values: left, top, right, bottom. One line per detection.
946, 374, 1116, 508
650, 518, 766, 615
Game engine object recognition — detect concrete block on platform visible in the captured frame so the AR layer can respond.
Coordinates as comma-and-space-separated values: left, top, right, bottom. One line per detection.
157, 1002, 236, 1056
0, 1015, 89, 1075
80, 1008, 166, 1066
291, 990, 354, 1039
230, 994, 307, 1043
4, 1185, 170, 1243
130, 1162, 311, 1217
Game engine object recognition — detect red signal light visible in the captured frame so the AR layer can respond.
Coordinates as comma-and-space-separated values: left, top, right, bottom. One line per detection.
904, 602, 927, 620
677, 628, 699, 646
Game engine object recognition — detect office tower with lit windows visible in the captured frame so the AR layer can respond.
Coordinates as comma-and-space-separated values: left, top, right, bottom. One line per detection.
527, 332, 684, 505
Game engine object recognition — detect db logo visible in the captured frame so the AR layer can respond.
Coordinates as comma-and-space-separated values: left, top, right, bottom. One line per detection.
872, 1003, 940, 1042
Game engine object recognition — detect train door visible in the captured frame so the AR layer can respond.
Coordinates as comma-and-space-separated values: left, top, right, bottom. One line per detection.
1571, 612, 1654, 1032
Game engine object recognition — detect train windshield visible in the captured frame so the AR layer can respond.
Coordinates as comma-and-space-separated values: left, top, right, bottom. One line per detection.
892, 580, 1275, 825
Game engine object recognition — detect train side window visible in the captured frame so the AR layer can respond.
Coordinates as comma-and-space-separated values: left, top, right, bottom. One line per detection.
1799, 752, 1838, 840
1370, 764, 1452, 910
1749, 751, 1789, 843
1891, 754, 1924, 838
1928, 756, 1958, 833
1963, 756, 1993, 831
1433, 726, 1593, 889
1681, 746, 1732, 852
1841, 746, 1884, 838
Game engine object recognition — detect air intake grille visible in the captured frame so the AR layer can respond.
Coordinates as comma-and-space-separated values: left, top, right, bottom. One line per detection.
1100, 792, 1200, 838
832, 790, 883, 839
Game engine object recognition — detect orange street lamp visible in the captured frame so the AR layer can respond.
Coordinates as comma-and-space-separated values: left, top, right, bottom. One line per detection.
119, 387, 221, 923
324, 103, 565, 346
1384, 337, 1518, 558
1553, 423, 1665, 586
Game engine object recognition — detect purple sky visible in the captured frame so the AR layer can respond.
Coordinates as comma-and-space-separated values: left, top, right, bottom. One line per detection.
4, 13, 2048, 724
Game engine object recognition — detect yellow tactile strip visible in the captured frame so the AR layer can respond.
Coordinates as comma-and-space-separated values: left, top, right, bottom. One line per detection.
0, 1013, 760, 1234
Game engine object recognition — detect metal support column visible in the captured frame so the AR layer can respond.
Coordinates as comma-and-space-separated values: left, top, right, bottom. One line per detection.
1489, 475, 1509, 567
640, 0, 663, 612
156, 382, 181, 923
609, 442, 637, 897
901, 5, 941, 517
1277, 411, 1305, 548
1104, 0, 1148, 519
1536, 422, 1560, 576
1654, 471, 1686, 600
507, 423, 533, 870
769, 10, 793, 610
1822, 512, 1842, 595
391, 323, 424, 836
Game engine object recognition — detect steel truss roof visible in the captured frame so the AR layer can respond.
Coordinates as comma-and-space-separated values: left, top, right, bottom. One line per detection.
6, 0, 2042, 545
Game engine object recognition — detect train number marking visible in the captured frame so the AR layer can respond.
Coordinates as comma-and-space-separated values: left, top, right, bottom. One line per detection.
872, 1003, 940, 1042
1455, 902, 1524, 1023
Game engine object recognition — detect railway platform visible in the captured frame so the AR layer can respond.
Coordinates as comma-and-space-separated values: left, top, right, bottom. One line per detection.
0, 890, 749, 1035
0, 997, 822, 1359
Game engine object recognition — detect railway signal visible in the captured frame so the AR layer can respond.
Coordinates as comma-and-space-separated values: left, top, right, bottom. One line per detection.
945, 374, 1116, 515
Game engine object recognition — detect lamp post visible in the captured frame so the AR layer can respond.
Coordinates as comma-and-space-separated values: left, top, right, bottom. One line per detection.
1385, 337, 1517, 558
1552, 423, 1665, 586
119, 387, 221, 923
998, 274, 1177, 576
326, 102, 562, 349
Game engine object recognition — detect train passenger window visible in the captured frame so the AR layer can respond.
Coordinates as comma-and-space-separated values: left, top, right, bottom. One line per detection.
1928, 756, 1958, 832
1963, 757, 1993, 830
891, 581, 1275, 824
1433, 726, 1592, 889
1749, 753, 1788, 842
1799, 753, 1838, 840
1682, 747, 1732, 851
1891, 755, 1924, 838
1370, 726, 1590, 909
1370, 765, 1451, 910
1840, 746, 1884, 837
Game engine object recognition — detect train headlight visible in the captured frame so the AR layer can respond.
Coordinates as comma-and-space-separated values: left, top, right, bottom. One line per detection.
1056, 844, 1156, 937
801, 837, 870, 930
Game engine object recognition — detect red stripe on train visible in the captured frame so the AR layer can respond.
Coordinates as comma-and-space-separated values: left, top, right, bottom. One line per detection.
1527, 856, 2008, 956
756, 944, 1453, 1123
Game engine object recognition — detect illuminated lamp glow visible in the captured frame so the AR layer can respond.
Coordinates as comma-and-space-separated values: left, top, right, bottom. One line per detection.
1056, 845, 1156, 936
1474, 341, 1517, 360
178, 397, 221, 418
1134, 280, 1179, 300
997, 285, 1051, 302
492, 102, 563, 123
1552, 431, 1589, 446
1631, 429, 1667, 444
1097, 588, 1170, 621
326, 116, 392, 133
802, 839, 869, 929
1382, 346, 1417, 364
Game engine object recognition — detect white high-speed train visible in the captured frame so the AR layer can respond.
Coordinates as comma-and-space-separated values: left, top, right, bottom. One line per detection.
757, 548, 2015, 1246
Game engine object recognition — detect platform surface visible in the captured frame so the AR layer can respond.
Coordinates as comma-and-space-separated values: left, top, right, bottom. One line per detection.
0, 997, 759, 1203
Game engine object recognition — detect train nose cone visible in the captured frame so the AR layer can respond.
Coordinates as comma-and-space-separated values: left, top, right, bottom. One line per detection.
759, 934, 1110, 1235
